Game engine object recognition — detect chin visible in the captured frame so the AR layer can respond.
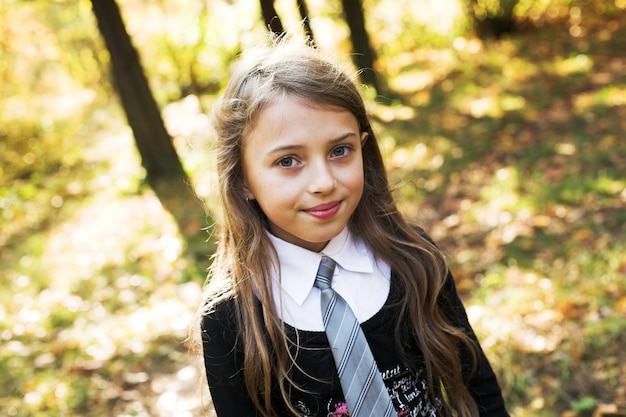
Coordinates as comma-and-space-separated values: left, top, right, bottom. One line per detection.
307, 231, 342, 245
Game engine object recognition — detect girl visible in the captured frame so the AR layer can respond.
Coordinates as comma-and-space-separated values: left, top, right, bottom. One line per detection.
198, 40, 509, 417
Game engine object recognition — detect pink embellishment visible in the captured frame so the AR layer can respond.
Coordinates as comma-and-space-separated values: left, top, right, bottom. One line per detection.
331, 402, 350, 417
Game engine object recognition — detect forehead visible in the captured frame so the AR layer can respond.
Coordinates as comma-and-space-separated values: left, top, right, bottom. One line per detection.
243, 95, 360, 149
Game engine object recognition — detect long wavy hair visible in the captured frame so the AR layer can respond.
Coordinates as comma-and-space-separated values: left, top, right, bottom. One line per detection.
199, 40, 480, 417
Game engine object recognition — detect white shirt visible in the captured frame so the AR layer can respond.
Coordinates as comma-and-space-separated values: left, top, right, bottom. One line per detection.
267, 227, 391, 331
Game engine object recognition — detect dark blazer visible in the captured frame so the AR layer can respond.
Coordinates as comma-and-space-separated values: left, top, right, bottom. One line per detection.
201, 267, 510, 417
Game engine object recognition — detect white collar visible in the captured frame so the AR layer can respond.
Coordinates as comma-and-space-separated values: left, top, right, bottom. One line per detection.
267, 227, 374, 306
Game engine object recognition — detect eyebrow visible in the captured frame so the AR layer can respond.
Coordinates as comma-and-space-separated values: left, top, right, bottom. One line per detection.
266, 132, 358, 155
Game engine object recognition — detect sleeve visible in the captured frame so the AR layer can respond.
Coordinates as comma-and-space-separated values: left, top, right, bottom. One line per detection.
200, 300, 260, 417
440, 272, 511, 417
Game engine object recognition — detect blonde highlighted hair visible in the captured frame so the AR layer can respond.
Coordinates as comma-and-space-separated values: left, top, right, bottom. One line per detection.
199, 39, 480, 417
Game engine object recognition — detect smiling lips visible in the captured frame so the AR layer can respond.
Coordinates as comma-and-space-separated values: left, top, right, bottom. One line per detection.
304, 201, 342, 220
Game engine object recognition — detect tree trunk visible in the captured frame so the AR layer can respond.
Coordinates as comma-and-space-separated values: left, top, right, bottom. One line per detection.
90, 0, 185, 183
90, 0, 215, 266
296, 0, 315, 45
259, 0, 285, 37
340, 0, 380, 92
468, 0, 519, 39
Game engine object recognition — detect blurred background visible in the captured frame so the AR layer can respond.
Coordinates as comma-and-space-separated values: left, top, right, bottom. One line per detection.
1, 0, 625, 416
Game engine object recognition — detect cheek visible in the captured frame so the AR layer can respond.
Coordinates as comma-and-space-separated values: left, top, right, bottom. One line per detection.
356, 171, 367, 200
247, 174, 294, 208
244, 175, 264, 200
341, 169, 365, 204
351, 161, 366, 189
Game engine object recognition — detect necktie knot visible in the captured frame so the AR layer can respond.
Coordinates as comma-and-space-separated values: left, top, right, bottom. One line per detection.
314, 256, 336, 290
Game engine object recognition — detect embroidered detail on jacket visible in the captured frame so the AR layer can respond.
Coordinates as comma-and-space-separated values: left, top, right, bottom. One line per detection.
291, 366, 438, 416
383, 365, 439, 417
294, 399, 314, 417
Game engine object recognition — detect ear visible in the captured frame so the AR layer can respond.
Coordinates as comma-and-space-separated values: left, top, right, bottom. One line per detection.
360, 131, 369, 147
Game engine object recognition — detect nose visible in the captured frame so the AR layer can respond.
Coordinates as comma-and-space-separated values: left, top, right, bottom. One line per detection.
308, 159, 337, 194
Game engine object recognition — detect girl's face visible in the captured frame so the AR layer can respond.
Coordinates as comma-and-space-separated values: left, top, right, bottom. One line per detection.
242, 95, 367, 252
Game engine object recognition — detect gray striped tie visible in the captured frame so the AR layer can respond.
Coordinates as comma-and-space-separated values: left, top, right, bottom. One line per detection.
314, 256, 396, 417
